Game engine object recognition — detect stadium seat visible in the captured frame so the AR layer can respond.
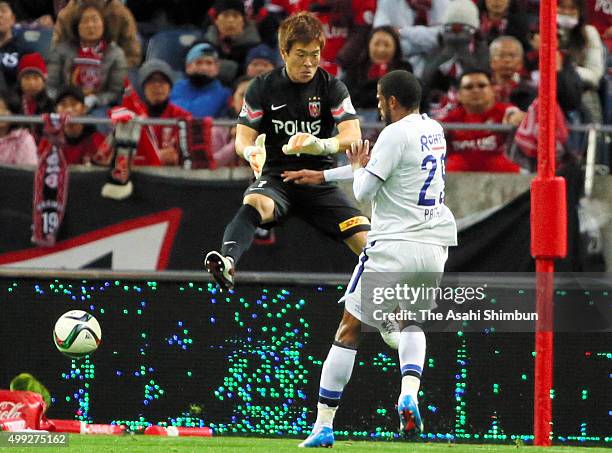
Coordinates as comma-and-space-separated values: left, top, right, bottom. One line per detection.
17, 28, 53, 60
146, 29, 203, 72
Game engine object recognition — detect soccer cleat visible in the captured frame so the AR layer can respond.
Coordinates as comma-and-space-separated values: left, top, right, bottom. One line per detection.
298, 426, 334, 448
380, 318, 400, 350
398, 394, 423, 438
205, 251, 235, 290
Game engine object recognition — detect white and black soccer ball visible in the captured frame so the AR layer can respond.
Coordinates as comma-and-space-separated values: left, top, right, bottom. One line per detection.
53, 310, 101, 358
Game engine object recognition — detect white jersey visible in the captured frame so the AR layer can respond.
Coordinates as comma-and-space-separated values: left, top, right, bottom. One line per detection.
364, 113, 457, 246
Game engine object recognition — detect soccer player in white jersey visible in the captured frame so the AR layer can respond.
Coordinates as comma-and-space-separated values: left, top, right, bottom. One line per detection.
299, 70, 457, 448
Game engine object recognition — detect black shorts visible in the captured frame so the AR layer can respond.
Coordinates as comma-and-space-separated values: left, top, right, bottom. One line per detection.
244, 175, 370, 241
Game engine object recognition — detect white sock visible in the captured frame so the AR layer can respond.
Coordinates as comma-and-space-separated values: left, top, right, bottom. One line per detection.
398, 325, 426, 400
401, 375, 421, 400
314, 344, 357, 430
313, 403, 338, 430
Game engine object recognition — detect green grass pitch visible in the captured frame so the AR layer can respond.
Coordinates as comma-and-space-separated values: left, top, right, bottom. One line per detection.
10, 435, 609, 452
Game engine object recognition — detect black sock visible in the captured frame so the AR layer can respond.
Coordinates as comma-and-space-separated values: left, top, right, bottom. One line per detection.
221, 204, 262, 263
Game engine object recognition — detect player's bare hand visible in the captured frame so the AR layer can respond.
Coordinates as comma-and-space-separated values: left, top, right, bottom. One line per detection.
281, 169, 325, 184
346, 139, 370, 169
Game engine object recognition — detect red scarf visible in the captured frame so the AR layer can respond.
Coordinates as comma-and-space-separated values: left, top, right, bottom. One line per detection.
368, 63, 388, 80
32, 114, 70, 247
21, 96, 37, 115
72, 40, 107, 94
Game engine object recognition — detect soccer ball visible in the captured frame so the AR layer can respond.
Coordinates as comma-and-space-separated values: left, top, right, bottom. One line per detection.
53, 310, 102, 358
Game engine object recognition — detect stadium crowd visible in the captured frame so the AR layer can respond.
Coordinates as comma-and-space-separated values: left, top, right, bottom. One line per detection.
0, 0, 609, 172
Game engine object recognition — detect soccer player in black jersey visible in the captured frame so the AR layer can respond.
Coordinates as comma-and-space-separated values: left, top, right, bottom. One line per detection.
205, 12, 370, 289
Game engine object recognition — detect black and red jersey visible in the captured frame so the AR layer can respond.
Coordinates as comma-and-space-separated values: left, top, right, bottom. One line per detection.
237, 66, 358, 175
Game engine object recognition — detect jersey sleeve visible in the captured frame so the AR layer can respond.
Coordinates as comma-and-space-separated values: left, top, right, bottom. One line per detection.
328, 78, 359, 124
364, 126, 402, 181
237, 77, 265, 129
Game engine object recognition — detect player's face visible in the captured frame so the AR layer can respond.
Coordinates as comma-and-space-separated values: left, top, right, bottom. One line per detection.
376, 86, 393, 126
281, 41, 321, 84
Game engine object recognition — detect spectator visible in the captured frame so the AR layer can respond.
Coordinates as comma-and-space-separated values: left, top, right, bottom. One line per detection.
0, 2, 29, 89
245, 43, 277, 77
440, 70, 525, 172
212, 75, 252, 167
17, 53, 54, 116
421, 0, 490, 114
170, 42, 231, 118
0, 91, 38, 165
341, 26, 412, 110
128, 59, 192, 166
585, 0, 612, 51
45, 85, 110, 164
477, 0, 530, 50
47, 2, 128, 110
373, 0, 449, 77
492, 35, 583, 114
557, 0, 605, 123
204, 0, 261, 76
16, 53, 54, 142
53, 0, 141, 68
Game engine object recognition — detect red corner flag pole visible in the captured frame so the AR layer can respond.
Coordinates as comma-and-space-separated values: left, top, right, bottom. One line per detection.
531, 0, 567, 445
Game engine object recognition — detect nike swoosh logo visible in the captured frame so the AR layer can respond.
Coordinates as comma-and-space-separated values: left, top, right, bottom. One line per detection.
223, 241, 237, 245
271, 104, 287, 111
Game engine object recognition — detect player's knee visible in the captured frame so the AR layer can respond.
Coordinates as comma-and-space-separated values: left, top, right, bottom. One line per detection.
243, 194, 275, 223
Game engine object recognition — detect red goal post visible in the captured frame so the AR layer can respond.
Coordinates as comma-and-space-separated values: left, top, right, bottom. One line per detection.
530, 0, 568, 446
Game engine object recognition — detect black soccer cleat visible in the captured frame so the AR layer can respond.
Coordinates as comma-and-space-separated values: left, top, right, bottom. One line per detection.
205, 251, 235, 290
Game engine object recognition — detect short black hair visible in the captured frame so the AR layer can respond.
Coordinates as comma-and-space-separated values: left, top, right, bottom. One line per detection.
458, 69, 492, 86
378, 70, 421, 110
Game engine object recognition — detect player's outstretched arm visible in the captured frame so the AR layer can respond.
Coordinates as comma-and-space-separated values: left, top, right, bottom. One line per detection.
282, 119, 361, 156
282, 165, 353, 184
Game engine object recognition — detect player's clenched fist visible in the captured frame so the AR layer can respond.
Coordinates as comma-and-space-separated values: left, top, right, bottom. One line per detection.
282, 133, 339, 156
243, 133, 267, 177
